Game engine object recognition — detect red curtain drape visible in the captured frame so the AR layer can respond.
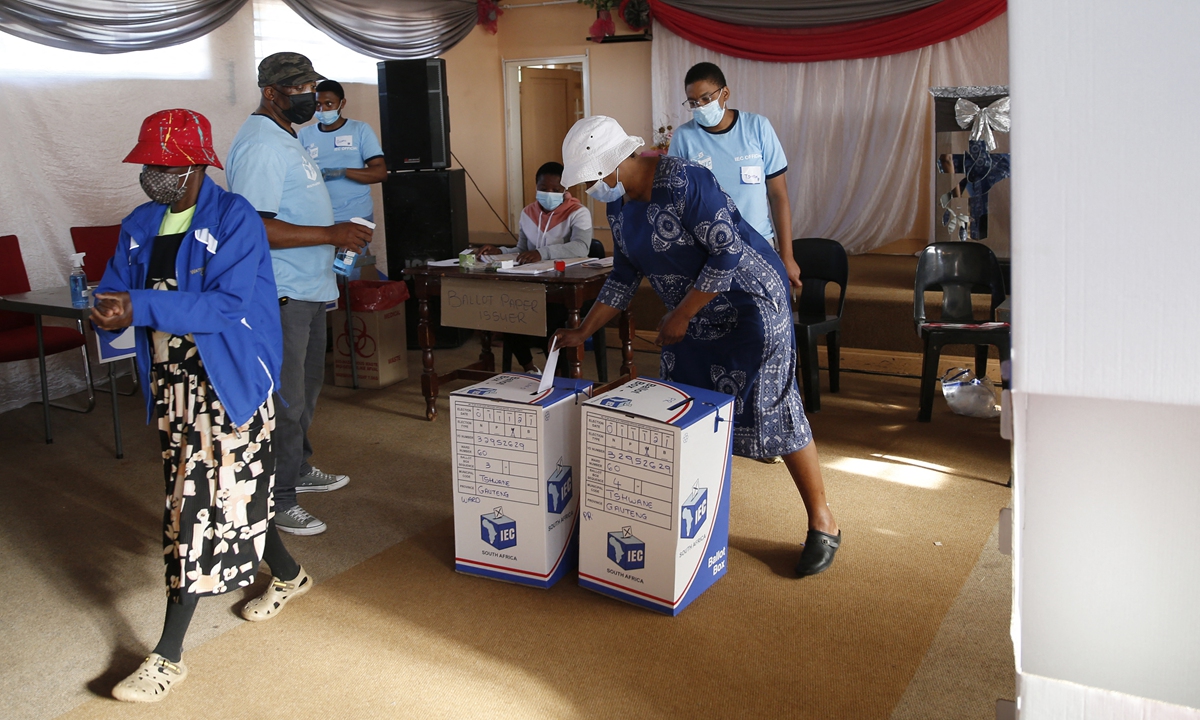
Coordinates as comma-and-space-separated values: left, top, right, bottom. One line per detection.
648, 0, 1006, 63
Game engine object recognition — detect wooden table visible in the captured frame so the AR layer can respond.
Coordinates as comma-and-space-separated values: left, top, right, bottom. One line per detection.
403, 264, 637, 420
0, 287, 124, 458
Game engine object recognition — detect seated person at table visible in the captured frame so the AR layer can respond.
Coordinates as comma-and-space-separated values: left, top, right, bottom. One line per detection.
479, 161, 593, 373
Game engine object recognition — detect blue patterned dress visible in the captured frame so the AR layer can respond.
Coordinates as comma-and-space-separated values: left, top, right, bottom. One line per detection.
597, 156, 812, 458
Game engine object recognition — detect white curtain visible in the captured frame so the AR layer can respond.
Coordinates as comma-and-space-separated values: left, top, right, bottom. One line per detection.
651, 13, 1008, 254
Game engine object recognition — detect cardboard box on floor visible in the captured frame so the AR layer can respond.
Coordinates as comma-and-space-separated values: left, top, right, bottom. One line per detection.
578, 378, 734, 616
329, 303, 408, 388
450, 373, 593, 588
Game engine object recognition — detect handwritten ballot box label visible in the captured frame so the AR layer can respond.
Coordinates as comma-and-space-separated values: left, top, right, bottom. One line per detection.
578, 378, 734, 616
440, 277, 547, 337
451, 373, 592, 588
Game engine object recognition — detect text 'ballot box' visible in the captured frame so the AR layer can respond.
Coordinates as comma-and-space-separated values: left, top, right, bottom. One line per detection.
577, 378, 734, 615
451, 373, 592, 588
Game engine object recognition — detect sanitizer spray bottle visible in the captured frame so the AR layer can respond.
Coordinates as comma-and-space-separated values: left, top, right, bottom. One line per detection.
332, 217, 375, 277
69, 252, 88, 308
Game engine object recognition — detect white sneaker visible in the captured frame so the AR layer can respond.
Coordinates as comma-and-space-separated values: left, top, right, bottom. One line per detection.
275, 505, 327, 535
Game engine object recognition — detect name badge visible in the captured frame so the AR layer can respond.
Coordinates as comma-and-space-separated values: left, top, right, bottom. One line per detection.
740, 166, 763, 184
335, 135, 354, 148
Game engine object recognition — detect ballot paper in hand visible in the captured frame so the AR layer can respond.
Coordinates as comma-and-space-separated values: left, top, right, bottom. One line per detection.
538, 337, 560, 393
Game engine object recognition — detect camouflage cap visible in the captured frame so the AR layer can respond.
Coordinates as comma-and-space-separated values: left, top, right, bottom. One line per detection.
257, 51, 324, 88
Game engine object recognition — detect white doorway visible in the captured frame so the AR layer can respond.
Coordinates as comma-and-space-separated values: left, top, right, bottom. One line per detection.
502, 55, 591, 233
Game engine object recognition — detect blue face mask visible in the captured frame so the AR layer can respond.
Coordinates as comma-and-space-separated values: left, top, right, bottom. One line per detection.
586, 169, 625, 203
314, 109, 340, 126
536, 191, 564, 211
693, 98, 725, 128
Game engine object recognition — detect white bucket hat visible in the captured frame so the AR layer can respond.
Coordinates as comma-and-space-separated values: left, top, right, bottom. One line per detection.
560, 115, 645, 188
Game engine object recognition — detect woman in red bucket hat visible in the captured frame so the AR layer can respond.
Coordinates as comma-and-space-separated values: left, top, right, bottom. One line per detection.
91, 109, 312, 702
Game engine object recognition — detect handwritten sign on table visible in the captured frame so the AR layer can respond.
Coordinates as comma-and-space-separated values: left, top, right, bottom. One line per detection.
440, 276, 547, 337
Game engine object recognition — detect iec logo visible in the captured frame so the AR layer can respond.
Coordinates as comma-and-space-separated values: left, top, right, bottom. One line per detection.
681, 486, 708, 539
465, 387, 498, 396
607, 526, 645, 571
547, 466, 573, 515
599, 396, 632, 408
480, 507, 517, 549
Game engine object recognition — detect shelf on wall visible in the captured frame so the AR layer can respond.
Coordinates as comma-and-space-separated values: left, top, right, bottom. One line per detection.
585, 32, 652, 43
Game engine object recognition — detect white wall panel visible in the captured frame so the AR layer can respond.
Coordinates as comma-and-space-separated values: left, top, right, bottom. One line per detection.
1011, 0, 1200, 406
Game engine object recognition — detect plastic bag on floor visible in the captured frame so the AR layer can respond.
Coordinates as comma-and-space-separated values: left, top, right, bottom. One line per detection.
940, 367, 1000, 418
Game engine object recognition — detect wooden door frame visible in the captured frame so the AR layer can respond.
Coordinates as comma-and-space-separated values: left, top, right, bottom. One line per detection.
502, 54, 591, 234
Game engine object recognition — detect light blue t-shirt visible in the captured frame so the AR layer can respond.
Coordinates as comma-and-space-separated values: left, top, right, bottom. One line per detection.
298, 118, 385, 223
668, 110, 788, 240
226, 114, 337, 303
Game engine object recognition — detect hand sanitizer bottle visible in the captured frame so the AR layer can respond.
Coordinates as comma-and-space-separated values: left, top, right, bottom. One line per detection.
69, 252, 88, 308
333, 217, 376, 277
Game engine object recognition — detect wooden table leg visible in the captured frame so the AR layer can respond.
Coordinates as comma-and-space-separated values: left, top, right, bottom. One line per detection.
566, 288, 583, 379
479, 330, 495, 371
620, 310, 637, 379
417, 291, 439, 421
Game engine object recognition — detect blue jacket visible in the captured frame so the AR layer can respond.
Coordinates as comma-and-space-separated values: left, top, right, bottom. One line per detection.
96, 176, 283, 427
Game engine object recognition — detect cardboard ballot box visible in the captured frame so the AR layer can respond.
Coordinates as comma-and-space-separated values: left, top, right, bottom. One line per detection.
451, 373, 593, 588
578, 378, 734, 616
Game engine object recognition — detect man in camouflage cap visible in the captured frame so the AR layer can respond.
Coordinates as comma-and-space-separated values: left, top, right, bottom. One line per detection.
225, 52, 372, 536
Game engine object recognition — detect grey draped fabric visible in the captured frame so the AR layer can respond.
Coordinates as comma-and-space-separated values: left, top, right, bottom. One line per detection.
0, 0, 248, 53
658, 0, 943, 27
283, 0, 477, 60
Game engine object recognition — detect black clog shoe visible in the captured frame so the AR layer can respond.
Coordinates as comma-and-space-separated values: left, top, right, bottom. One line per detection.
795, 529, 842, 578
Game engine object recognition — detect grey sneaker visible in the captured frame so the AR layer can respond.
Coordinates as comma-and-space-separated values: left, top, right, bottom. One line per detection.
275, 505, 327, 536
296, 466, 349, 493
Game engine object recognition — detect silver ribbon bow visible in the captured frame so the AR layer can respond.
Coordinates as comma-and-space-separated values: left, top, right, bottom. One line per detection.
955, 96, 1010, 152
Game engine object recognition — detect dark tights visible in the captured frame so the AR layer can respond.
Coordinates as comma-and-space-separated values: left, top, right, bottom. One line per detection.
152, 521, 298, 662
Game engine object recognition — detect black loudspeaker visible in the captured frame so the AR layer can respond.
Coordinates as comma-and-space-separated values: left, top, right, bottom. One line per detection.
377, 59, 450, 171
383, 169, 472, 350
382, 169, 468, 264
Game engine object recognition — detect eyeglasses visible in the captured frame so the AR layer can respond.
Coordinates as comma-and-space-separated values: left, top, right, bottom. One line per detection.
682, 87, 725, 109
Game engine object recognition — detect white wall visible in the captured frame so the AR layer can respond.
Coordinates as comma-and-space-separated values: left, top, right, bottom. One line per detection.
1011, 0, 1200, 716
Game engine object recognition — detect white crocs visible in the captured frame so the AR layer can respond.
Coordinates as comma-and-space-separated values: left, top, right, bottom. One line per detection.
241, 566, 313, 622
112, 653, 188, 703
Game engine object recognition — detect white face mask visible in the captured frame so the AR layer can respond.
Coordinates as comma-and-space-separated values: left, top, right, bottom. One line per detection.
586, 168, 625, 203
693, 97, 726, 127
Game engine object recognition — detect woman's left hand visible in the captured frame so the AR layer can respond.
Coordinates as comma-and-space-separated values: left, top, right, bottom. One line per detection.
655, 309, 691, 346
516, 250, 542, 265
783, 257, 803, 290
90, 292, 133, 331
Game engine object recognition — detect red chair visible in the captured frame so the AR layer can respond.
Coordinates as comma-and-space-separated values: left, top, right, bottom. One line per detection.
69, 224, 121, 284
70, 224, 137, 396
0, 235, 95, 435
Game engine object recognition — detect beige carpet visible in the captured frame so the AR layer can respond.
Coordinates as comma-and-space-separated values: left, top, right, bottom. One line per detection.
0, 342, 1013, 720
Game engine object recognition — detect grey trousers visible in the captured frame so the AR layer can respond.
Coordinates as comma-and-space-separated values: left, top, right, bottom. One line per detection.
274, 299, 327, 511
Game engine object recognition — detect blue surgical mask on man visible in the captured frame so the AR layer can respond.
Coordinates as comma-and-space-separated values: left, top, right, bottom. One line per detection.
314, 109, 340, 126
586, 169, 625, 203
693, 98, 726, 128
536, 191, 564, 211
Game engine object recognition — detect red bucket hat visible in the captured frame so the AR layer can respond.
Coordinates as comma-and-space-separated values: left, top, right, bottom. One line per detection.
123, 108, 223, 169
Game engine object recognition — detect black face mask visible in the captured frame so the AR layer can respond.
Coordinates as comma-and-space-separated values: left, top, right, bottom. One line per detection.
279, 91, 316, 125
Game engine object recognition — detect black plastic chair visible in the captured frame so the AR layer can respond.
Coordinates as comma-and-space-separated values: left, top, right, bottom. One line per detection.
791, 238, 848, 412
913, 242, 1010, 422
501, 239, 608, 381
